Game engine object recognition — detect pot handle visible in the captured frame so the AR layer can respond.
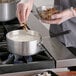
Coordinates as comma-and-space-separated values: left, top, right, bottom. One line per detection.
37, 36, 43, 47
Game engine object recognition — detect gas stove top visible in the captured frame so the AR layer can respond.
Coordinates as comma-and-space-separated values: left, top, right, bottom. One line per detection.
1, 13, 76, 74
0, 18, 55, 74
0, 41, 53, 64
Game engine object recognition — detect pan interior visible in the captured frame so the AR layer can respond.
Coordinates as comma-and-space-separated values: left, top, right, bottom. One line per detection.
6, 30, 41, 42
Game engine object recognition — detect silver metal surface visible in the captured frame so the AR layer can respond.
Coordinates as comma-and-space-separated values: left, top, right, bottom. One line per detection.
0, 68, 69, 76
0, 0, 20, 21
6, 30, 42, 56
28, 13, 76, 68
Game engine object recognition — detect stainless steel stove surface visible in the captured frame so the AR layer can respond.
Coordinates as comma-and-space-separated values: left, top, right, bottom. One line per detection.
28, 13, 76, 68
0, 18, 55, 74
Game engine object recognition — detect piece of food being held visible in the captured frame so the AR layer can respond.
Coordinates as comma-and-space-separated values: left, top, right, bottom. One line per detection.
38, 7, 59, 20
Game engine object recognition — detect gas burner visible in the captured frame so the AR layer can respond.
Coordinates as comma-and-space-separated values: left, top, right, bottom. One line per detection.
0, 37, 53, 65
0, 44, 52, 64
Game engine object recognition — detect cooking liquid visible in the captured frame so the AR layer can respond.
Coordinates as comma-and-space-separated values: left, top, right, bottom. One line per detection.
10, 34, 40, 42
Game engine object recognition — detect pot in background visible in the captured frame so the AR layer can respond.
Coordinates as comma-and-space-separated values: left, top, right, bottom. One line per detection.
0, 0, 20, 21
6, 30, 42, 56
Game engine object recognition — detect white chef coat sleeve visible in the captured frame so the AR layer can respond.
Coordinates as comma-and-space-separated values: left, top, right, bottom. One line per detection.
20, 0, 28, 3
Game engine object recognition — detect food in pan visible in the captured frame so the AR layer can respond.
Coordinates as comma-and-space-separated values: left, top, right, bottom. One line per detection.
33, 71, 58, 76
39, 7, 59, 20
10, 33, 40, 41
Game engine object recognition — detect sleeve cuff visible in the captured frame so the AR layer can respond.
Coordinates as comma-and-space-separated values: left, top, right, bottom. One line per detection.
20, 0, 28, 3
70, 7, 76, 17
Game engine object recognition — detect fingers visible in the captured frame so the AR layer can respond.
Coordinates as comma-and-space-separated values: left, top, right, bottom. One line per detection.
41, 12, 63, 24
16, 2, 32, 24
25, 8, 31, 21
25, 2, 33, 22
51, 13, 62, 19
42, 18, 62, 24
17, 3, 27, 24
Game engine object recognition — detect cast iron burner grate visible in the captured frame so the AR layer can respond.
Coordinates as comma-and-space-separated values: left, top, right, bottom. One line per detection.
0, 47, 50, 64
0, 35, 53, 64
0, 42, 52, 64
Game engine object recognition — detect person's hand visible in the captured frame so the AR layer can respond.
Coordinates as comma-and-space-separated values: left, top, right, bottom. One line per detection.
17, 1, 33, 24
42, 9, 75, 24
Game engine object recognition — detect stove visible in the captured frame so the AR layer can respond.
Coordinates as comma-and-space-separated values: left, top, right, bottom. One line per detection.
0, 12, 76, 75
0, 18, 55, 74
28, 11, 76, 68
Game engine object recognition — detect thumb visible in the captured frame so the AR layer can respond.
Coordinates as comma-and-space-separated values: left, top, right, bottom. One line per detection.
51, 13, 62, 19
